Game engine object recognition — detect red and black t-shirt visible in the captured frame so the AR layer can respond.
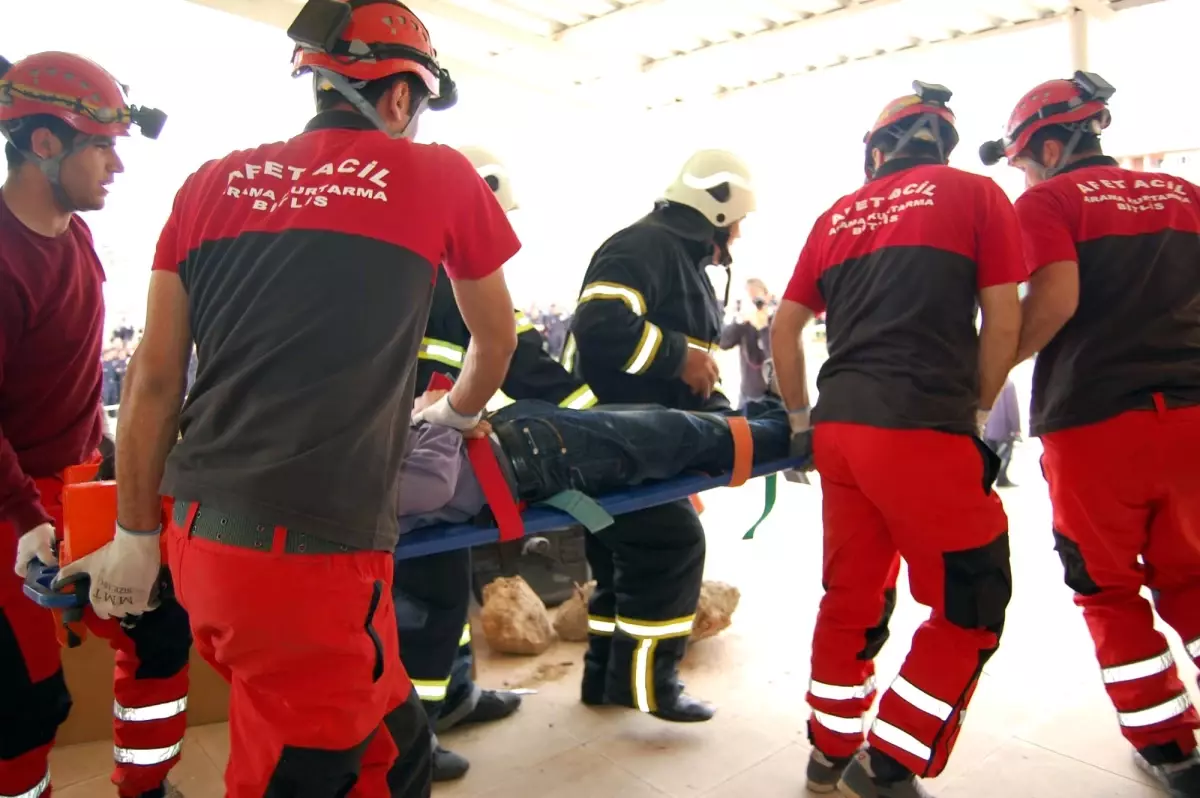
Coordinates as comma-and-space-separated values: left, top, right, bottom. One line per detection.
152, 111, 520, 551
784, 159, 1026, 435
1016, 156, 1200, 435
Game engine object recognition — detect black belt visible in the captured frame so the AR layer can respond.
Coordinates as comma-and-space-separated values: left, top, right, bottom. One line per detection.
173, 501, 355, 555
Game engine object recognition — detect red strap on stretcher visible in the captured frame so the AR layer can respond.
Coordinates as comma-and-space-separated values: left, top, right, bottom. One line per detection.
425, 374, 525, 542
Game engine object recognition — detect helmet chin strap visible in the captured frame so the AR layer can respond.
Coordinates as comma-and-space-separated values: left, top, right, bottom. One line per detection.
1039, 125, 1087, 178
1, 123, 84, 213
313, 67, 416, 139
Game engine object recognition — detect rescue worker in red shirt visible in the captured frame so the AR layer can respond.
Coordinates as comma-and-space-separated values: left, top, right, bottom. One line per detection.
0, 52, 190, 798
71, 2, 521, 796
772, 82, 1023, 798
981, 72, 1200, 797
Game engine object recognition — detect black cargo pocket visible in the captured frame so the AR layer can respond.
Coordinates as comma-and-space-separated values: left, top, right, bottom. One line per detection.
364, 580, 385, 683
1052, 530, 1101, 596
943, 533, 1012, 634
970, 436, 1002, 495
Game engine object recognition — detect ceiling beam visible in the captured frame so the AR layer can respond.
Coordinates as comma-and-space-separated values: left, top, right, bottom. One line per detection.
1070, 0, 1116, 20
640, 0, 904, 78
553, 0, 668, 44
657, 13, 1061, 110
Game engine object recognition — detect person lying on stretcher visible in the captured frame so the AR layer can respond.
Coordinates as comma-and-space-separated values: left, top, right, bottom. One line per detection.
397, 390, 805, 532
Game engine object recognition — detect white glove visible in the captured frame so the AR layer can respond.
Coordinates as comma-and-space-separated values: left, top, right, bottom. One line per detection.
976, 409, 990, 437
14, 522, 57, 577
54, 525, 162, 620
411, 394, 482, 431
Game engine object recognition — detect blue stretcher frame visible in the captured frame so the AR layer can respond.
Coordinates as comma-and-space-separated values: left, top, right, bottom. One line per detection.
393, 455, 810, 560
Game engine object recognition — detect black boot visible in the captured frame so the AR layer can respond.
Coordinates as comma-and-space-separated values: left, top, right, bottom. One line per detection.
604, 632, 715, 723
1135, 744, 1200, 797
432, 745, 470, 782
454, 689, 522, 727
581, 630, 612, 706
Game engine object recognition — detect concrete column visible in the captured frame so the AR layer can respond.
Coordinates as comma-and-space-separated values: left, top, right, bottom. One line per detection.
1069, 7, 1089, 71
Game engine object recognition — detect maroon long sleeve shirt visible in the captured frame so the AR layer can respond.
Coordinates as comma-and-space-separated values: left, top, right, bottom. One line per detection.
0, 192, 105, 534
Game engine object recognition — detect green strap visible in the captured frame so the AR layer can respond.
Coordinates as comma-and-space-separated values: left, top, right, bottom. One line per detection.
742, 474, 778, 540
538, 490, 614, 533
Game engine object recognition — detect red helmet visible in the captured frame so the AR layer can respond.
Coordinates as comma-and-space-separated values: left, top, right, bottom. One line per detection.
0, 51, 166, 139
980, 71, 1113, 165
290, 0, 456, 110
863, 81, 959, 179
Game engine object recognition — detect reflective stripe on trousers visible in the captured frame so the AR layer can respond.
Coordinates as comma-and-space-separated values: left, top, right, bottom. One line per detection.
113, 696, 188, 767
808, 676, 878, 737
412, 679, 450, 702
0, 770, 49, 798
615, 615, 694, 714
870, 677, 956, 763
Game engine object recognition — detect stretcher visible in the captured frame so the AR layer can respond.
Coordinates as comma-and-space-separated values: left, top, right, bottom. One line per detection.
393, 455, 810, 560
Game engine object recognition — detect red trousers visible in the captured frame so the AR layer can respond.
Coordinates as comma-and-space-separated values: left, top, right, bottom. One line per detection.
167, 504, 410, 798
807, 423, 1011, 778
0, 477, 190, 798
1041, 401, 1200, 753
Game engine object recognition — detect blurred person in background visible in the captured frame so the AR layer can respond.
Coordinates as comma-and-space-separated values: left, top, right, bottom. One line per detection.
982, 379, 1020, 488
720, 277, 775, 408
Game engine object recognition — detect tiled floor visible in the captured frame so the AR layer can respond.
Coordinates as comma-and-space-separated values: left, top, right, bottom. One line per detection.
47, 363, 1195, 796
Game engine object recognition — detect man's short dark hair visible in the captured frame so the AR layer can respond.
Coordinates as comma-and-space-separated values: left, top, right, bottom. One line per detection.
314, 72, 430, 115
1029, 125, 1102, 158
4, 114, 77, 170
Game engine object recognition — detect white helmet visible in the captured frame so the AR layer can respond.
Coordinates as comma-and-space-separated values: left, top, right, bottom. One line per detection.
661, 149, 756, 228
458, 145, 517, 213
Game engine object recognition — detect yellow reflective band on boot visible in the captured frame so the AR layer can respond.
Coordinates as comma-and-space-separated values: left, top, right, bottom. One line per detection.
1, 770, 49, 798
559, 385, 598, 410
113, 741, 183, 766
622, 322, 663, 376
412, 679, 450, 702
419, 338, 465, 368
459, 623, 472, 646
616, 615, 695, 715
587, 615, 616, 635
113, 697, 189, 722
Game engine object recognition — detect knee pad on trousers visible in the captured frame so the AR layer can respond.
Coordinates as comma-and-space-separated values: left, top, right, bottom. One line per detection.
121, 574, 193, 680
1052, 530, 1102, 597
942, 532, 1012, 637
857, 588, 897, 661
384, 689, 429, 761
0, 667, 71, 758
264, 732, 376, 798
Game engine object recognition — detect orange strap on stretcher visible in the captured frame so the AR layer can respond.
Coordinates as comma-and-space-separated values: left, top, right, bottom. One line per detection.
726, 415, 754, 488
426, 373, 525, 543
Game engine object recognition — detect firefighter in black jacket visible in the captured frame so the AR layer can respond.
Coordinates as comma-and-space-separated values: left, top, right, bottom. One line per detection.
566, 149, 757, 722
393, 146, 597, 783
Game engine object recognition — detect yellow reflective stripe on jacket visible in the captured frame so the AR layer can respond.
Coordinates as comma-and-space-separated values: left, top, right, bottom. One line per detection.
419, 337, 465, 368
459, 622, 472, 646
514, 310, 536, 334
622, 322, 663, 375
578, 281, 646, 315
559, 385, 598, 410
560, 335, 577, 371
686, 335, 714, 353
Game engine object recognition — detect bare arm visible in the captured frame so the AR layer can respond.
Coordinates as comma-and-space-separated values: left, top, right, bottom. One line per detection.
448, 268, 518, 415
770, 299, 813, 412
977, 284, 1021, 412
1015, 260, 1078, 364
116, 272, 191, 532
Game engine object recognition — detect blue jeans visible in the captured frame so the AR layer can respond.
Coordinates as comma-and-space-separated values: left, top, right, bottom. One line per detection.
491, 398, 790, 502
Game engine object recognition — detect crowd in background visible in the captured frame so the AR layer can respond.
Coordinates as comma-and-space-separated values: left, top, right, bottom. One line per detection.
102, 319, 197, 407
